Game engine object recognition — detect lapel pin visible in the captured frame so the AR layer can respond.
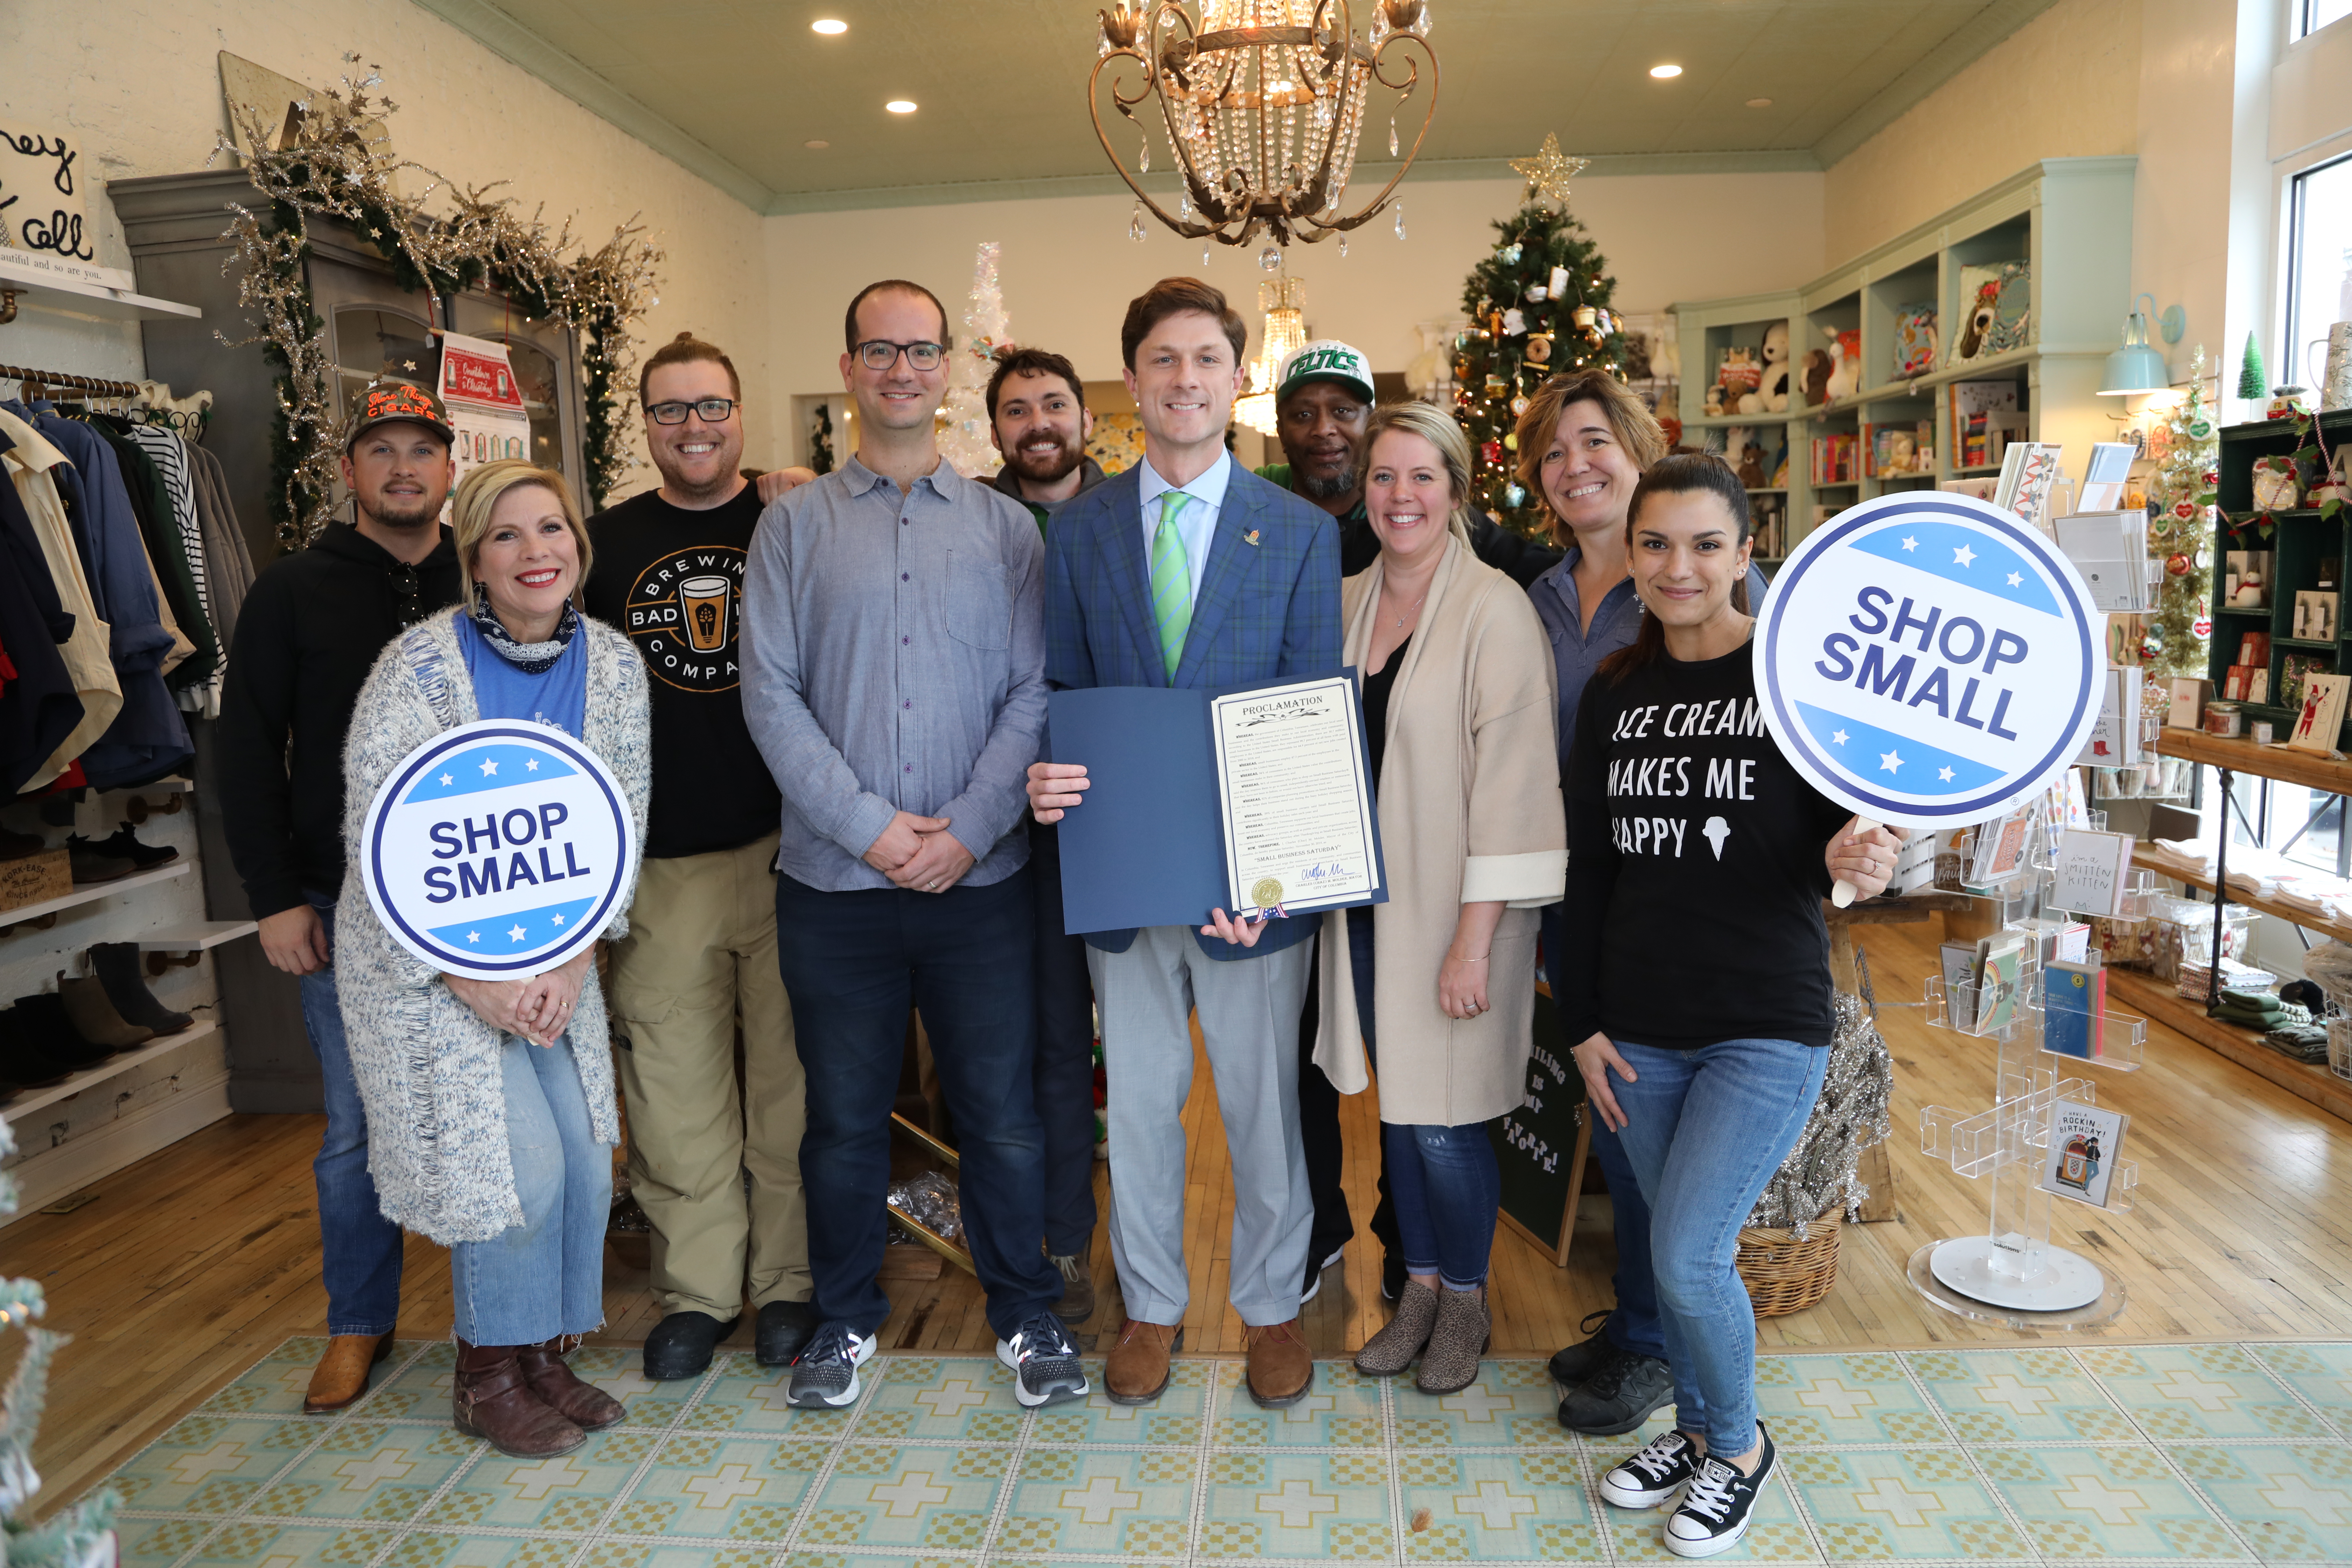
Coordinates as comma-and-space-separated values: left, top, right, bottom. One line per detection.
1244, 529, 1261, 546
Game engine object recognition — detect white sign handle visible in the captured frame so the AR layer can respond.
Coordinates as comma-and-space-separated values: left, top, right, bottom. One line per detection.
1831, 815, 1881, 908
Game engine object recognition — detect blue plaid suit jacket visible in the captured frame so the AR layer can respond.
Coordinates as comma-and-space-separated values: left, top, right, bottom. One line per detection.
1044, 460, 1341, 958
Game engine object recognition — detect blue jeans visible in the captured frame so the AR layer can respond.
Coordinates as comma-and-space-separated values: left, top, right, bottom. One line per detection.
299, 894, 404, 1338
776, 867, 1059, 1340
451, 1035, 613, 1346
1541, 903, 1665, 1360
1609, 1037, 1827, 1455
1348, 908, 1501, 1290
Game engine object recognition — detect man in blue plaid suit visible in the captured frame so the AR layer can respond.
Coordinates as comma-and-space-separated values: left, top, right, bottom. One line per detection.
1026, 278, 1340, 1410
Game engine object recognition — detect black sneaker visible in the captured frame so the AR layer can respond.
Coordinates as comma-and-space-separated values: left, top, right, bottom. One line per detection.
1665, 1426, 1774, 1558
1600, 1429, 1701, 1509
1300, 1244, 1346, 1305
786, 1322, 876, 1408
1560, 1344, 1675, 1436
1547, 1309, 1615, 1387
996, 1311, 1088, 1409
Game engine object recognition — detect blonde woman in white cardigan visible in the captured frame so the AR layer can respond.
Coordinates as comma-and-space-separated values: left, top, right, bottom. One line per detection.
1315, 402, 1566, 1394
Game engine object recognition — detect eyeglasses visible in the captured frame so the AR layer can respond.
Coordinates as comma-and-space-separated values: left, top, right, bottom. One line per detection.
646, 398, 738, 425
855, 339, 945, 372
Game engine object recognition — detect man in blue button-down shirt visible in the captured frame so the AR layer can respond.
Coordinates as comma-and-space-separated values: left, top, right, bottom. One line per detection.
742, 279, 1084, 1414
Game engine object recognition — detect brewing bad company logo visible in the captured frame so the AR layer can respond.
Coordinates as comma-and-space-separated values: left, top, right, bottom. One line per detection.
624, 545, 746, 692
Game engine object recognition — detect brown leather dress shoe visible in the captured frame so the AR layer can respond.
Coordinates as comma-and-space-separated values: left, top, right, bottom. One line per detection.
453, 1339, 586, 1457
304, 1331, 395, 1414
1245, 1318, 1313, 1408
1104, 1319, 1182, 1405
518, 1338, 626, 1430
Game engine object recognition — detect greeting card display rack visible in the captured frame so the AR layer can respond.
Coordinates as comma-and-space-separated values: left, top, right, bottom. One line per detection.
1910, 804, 2154, 1327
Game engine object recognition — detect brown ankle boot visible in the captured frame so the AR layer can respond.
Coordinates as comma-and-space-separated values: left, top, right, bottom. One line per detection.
518, 1338, 625, 1430
453, 1339, 587, 1457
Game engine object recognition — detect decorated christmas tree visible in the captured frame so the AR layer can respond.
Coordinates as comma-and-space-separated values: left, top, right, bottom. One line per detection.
1451, 135, 1628, 538
0, 1118, 118, 1568
2144, 346, 2220, 681
938, 241, 1010, 478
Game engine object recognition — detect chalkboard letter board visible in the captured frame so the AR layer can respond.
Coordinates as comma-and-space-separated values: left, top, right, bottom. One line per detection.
1487, 988, 1592, 1265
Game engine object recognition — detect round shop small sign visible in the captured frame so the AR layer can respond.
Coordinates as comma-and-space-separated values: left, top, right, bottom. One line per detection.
1754, 492, 2104, 826
360, 719, 635, 980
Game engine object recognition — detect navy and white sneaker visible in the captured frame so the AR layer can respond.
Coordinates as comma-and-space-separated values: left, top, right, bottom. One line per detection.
1600, 1429, 1701, 1509
996, 1311, 1089, 1409
1665, 1425, 1775, 1558
785, 1322, 876, 1409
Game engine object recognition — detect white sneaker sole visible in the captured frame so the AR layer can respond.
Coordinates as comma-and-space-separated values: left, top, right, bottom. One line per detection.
995, 1337, 1090, 1409
1600, 1472, 1687, 1510
1665, 1513, 1752, 1558
785, 1334, 875, 1409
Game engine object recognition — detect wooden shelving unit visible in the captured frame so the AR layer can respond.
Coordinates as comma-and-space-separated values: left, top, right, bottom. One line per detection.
2203, 413, 2352, 749
0, 863, 188, 935
4, 1021, 220, 1125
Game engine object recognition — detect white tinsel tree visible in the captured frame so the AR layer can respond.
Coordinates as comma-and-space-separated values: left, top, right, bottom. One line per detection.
937, 241, 1010, 478
0, 1118, 117, 1568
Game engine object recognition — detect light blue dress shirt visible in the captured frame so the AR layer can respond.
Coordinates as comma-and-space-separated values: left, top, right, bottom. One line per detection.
1133, 449, 1231, 608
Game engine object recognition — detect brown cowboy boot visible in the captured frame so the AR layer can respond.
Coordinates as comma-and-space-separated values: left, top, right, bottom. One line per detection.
452, 1339, 586, 1457
518, 1337, 626, 1430
304, 1331, 395, 1414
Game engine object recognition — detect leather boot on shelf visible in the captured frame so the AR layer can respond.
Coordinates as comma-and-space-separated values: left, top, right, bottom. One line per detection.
304, 1331, 396, 1414
12, 993, 117, 1068
57, 976, 154, 1051
517, 1337, 625, 1430
94, 824, 178, 868
453, 1339, 586, 1457
90, 943, 193, 1034
63, 839, 136, 884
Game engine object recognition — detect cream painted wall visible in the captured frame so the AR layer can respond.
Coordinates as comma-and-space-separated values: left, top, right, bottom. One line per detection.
2, 0, 772, 485
762, 174, 1824, 465
1822, 0, 2143, 264
2130, 0, 2240, 389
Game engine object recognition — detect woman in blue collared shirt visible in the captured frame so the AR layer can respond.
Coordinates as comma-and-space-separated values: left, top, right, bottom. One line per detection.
1522, 370, 1766, 1437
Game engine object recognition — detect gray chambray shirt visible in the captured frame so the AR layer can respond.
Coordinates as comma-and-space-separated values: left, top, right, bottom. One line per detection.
740, 455, 1047, 891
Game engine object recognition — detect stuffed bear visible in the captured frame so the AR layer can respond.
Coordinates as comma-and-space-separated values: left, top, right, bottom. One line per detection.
1743, 320, 1791, 415
1801, 348, 1833, 407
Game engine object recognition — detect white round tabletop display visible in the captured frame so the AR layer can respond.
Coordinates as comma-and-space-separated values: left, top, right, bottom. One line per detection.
359, 718, 635, 981
1754, 492, 2104, 828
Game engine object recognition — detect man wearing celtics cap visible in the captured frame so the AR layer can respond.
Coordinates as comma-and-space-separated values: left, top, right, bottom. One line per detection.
1255, 340, 1561, 1305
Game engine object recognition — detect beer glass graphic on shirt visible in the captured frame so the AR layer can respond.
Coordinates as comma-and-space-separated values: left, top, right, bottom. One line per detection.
678, 575, 732, 652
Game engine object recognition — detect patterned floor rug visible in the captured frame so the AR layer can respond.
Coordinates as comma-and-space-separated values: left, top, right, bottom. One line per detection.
102, 1338, 2352, 1568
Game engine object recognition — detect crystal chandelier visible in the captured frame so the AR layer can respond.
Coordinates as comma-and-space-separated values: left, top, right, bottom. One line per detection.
1093, 0, 1437, 253
1235, 274, 1308, 435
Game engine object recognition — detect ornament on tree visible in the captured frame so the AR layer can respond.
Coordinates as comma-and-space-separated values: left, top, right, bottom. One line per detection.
1500, 242, 1522, 265
1510, 394, 1530, 417
1502, 307, 1527, 336
936, 240, 1012, 478
1508, 132, 1589, 207
2142, 346, 2221, 680
1526, 333, 1553, 365
1481, 439, 1504, 467
2166, 552, 2193, 577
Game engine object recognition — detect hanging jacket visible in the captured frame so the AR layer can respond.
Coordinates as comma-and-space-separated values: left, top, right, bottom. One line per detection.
186, 443, 255, 643
69, 411, 217, 690
0, 418, 120, 784
124, 422, 219, 713
2, 405, 178, 680
0, 475, 82, 796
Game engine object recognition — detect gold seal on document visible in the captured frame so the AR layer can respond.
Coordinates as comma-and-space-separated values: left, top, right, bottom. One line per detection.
1250, 877, 1284, 908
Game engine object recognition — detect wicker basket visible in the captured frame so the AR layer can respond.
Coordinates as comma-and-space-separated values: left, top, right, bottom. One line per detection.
1735, 1203, 1844, 1317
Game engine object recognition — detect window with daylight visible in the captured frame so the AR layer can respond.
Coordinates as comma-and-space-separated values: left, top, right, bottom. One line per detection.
2300, 0, 2352, 38
2284, 153, 2352, 390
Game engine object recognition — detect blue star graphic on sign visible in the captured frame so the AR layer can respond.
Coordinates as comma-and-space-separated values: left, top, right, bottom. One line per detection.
2007, 571, 2023, 586
1831, 729, 1849, 745
1880, 749, 1903, 772
525, 759, 539, 771
480, 758, 499, 776
1938, 766, 1956, 781
466, 931, 480, 943
508, 924, 528, 943
1900, 536, 1918, 552
1953, 544, 1976, 568
551, 913, 566, 925
439, 772, 454, 786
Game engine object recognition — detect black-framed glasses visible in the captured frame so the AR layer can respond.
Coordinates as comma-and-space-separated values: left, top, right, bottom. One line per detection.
856, 339, 944, 372
646, 398, 738, 425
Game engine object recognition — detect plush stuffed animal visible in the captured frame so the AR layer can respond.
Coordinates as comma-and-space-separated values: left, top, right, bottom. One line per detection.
1801, 348, 1833, 407
1743, 321, 1791, 415
1736, 442, 1767, 489
1824, 328, 1860, 403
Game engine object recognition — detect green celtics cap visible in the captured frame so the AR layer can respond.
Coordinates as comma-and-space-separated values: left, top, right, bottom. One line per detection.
1275, 340, 1374, 406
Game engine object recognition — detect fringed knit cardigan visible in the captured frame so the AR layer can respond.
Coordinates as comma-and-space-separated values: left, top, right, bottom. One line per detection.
336, 606, 651, 1245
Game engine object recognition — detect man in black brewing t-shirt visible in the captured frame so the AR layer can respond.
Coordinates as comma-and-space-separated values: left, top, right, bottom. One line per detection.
583, 334, 817, 1380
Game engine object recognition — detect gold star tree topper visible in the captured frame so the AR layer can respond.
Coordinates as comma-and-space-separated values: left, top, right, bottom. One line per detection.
1510, 133, 1589, 206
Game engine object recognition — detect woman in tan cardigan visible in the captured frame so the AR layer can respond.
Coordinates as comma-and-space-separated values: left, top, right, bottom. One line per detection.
1315, 402, 1566, 1394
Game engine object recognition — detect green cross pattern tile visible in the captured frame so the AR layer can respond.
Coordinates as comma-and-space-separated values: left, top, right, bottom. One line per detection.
111, 1415, 313, 1512
2160, 1442, 2352, 1558
681, 1358, 857, 1437
1980, 1442, 2241, 1557
1397, 1449, 1597, 1559
618, 1432, 823, 1537
1203, 1449, 1392, 1555
1206, 1359, 1385, 1446
1601, 1471, 1820, 1563
2083, 1344, 2331, 1441
848, 1356, 1028, 1443
1755, 1354, 1945, 1446
247, 1429, 471, 1522
1001, 1447, 1192, 1553
1026, 1359, 1208, 1445
422, 1426, 653, 1528
1389, 1370, 1560, 1447
2251, 1342, 2352, 1437
192, 1521, 398, 1567
803, 1442, 1004, 1548
1909, 1347, 2134, 1443
1782, 1445, 2023, 1559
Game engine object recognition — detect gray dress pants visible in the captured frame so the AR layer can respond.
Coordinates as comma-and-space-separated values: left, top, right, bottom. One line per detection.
1089, 925, 1316, 1326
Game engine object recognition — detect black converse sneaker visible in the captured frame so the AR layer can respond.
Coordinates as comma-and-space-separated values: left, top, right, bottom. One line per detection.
996, 1311, 1089, 1409
785, 1322, 876, 1408
1665, 1424, 1775, 1558
1600, 1429, 1701, 1508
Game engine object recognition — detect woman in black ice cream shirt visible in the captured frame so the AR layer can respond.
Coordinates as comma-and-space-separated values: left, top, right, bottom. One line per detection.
1553, 454, 1903, 1559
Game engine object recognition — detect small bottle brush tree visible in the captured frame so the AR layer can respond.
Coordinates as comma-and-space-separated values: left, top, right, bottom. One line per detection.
2238, 332, 2267, 403
2146, 347, 2221, 681
1451, 197, 1627, 539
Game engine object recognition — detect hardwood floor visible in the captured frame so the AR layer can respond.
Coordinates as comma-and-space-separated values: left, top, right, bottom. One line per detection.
18, 913, 2352, 1517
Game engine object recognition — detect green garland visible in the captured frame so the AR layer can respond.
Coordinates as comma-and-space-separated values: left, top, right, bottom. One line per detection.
217, 62, 663, 545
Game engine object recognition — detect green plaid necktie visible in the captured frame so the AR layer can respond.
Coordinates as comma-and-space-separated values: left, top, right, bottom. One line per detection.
1149, 489, 1194, 679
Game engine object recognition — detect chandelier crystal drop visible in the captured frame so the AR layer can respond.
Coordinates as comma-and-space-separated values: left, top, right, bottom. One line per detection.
1091, 0, 1437, 255
1234, 273, 1308, 435
1130, 200, 1148, 241
1394, 201, 1405, 240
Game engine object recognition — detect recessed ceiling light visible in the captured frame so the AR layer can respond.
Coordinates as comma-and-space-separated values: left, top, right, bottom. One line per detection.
811, 18, 847, 34
886, 99, 917, 113
1746, 96, 1772, 107
1649, 63, 1682, 78
805, 139, 831, 149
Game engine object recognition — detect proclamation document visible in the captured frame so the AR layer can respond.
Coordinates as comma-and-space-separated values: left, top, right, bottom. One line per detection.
1210, 673, 1383, 917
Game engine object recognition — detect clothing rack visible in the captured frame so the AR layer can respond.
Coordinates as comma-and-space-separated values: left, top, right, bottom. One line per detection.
0, 364, 142, 402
